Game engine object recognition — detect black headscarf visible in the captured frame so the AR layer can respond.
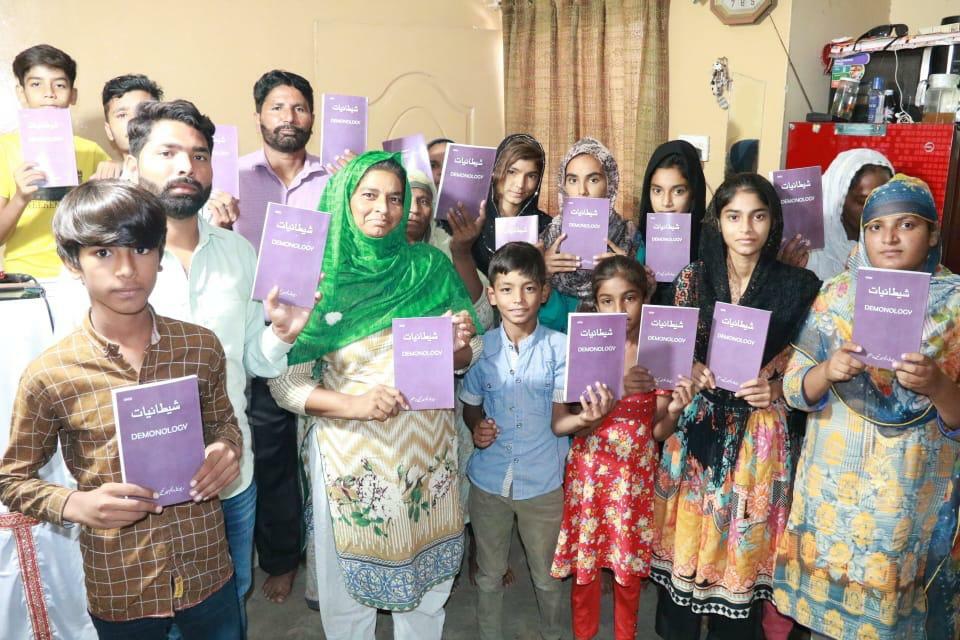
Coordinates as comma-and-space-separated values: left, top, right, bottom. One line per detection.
638, 140, 707, 263
471, 133, 552, 276
677, 173, 821, 481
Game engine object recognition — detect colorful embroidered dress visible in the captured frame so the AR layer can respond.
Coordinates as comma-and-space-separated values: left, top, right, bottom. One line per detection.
772, 175, 960, 640
551, 392, 658, 585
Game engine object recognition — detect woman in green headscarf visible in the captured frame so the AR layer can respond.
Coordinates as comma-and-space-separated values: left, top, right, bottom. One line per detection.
270, 151, 481, 639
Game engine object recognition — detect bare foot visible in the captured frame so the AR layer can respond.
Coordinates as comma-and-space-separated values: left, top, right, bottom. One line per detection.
262, 568, 297, 604
502, 566, 515, 587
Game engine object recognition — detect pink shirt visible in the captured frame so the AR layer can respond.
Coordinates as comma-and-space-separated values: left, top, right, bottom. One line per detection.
235, 148, 330, 251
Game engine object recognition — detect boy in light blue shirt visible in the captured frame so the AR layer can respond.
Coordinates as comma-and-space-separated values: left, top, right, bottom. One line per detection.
461, 242, 612, 640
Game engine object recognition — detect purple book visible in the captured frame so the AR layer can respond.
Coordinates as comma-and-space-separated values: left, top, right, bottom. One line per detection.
211, 124, 240, 198
706, 302, 772, 392
320, 94, 367, 167
383, 134, 432, 179
393, 317, 454, 410
645, 212, 692, 283
17, 108, 78, 187
252, 203, 330, 308
495, 216, 538, 249
772, 166, 825, 250
112, 375, 205, 506
560, 197, 610, 270
564, 313, 628, 402
434, 144, 497, 221
636, 305, 699, 389
852, 267, 931, 370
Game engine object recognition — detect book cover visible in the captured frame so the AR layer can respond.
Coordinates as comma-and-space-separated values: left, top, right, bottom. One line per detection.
495, 216, 539, 249
392, 316, 454, 410
852, 267, 931, 370
771, 166, 825, 250
645, 212, 692, 283
17, 108, 78, 187
706, 302, 772, 393
112, 375, 206, 507
252, 203, 330, 308
636, 305, 699, 389
434, 144, 497, 221
560, 197, 610, 270
564, 313, 628, 402
320, 94, 368, 167
382, 133, 432, 179
211, 124, 240, 198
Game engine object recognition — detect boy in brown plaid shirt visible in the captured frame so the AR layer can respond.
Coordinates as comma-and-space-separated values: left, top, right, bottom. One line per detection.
0, 180, 243, 639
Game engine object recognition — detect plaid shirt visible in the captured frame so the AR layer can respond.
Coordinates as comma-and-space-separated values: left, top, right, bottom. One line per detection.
0, 311, 241, 621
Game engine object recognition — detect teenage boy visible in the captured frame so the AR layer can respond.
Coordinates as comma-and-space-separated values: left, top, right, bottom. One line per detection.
91, 74, 164, 179
0, 180, 243, 639
120, 99, 313, 630
460, 242, 612, 640
0, 44, 110, 280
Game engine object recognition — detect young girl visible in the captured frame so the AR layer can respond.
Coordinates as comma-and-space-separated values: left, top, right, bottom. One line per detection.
650, 174, 822, 638
771, 174, 960, 640
539, 138, 642, 332
550, 256, 701, 640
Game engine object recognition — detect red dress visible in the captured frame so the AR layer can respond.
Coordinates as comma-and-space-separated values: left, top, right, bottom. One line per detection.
551, 392, 658, 586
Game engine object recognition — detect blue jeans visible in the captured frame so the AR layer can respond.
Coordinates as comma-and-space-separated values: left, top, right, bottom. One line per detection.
171, 482, 257, 640
90, 574, 242, 640
222, 481, 257, 633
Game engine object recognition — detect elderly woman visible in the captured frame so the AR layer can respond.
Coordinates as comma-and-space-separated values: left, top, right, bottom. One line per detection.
270, 152, 481, 640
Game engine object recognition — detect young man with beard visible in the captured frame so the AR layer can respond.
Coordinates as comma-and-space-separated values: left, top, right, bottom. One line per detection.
233, 70, 336, 606
122, 99, 314, 633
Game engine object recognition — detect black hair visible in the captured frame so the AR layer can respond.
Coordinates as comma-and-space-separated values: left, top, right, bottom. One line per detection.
362, 158, 407, 187
590, 255, 649, 307
707, 172, 784, 260
127, 100, 215, 158
427, 137, 455, 150
13, 44, 77, 86
53, 180, 167, 270
253, 70, 314, 113
101, 74, 164, 115
488, 241, 547, 286
849, 163, 893, 193
654, 152, 688, 177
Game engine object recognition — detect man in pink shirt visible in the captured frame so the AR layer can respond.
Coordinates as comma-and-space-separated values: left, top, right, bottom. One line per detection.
235, 70, 332, 606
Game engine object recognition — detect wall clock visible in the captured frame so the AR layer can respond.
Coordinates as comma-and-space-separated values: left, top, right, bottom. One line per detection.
710, 0, 775, 26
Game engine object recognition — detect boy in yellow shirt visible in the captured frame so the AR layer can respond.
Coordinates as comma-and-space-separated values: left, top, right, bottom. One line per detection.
0, 44, 110, 280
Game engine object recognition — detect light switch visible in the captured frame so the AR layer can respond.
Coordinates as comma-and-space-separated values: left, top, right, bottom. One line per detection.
678, 135, 710, 162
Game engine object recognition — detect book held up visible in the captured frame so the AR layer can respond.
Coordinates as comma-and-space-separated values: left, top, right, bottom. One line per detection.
852, 267, 931, 370
706, 302, 771, 393
320, 93, 368, 167
564, 313, 627, 403
393, 316, 455, 410
434, 144, 497, 221
252, 203, 330, 308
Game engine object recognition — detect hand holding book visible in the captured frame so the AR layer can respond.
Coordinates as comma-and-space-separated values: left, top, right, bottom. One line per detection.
893, 352, 954, 399
189, 440, 241, 502
544, 234, 580, 275
62, 483, 161, 529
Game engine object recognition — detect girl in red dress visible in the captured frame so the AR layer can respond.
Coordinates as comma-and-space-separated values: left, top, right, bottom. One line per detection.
551, 256, 700, 640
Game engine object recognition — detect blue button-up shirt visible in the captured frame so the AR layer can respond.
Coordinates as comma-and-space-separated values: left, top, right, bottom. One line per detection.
460, 322, 568, 500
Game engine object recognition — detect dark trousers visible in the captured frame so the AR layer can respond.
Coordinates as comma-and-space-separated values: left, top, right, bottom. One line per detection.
654, 585, 764, 640
90, 575, 242, 640
247, 376, 302, 575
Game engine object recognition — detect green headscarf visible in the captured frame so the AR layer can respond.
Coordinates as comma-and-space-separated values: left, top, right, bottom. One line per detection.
288, 151, 480, 365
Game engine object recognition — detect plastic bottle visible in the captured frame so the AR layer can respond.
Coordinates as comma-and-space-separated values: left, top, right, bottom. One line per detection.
867, 77, 885, 123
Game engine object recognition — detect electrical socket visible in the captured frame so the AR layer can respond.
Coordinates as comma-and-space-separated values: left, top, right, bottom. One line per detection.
678, 135, 709, 161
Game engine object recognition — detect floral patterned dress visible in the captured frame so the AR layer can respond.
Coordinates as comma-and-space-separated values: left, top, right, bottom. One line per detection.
552, 392, 658, 585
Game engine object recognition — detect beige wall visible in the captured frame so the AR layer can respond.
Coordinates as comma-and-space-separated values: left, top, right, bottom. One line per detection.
667, 0, 794, 190
889, 0, 958, 30
0, 0, 503, 158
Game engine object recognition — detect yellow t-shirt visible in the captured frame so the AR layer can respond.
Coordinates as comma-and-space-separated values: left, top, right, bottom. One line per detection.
0, 130, 111, 279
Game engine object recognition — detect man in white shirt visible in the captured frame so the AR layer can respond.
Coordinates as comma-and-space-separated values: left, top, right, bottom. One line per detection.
123, 99, 313, 634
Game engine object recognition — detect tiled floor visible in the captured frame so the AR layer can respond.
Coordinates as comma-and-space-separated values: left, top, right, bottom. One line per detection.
246, 527, 660, 639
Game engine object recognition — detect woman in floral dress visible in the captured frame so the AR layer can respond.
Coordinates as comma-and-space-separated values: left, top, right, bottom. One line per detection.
269, 151, 482, 640
650, 173, 821, 638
